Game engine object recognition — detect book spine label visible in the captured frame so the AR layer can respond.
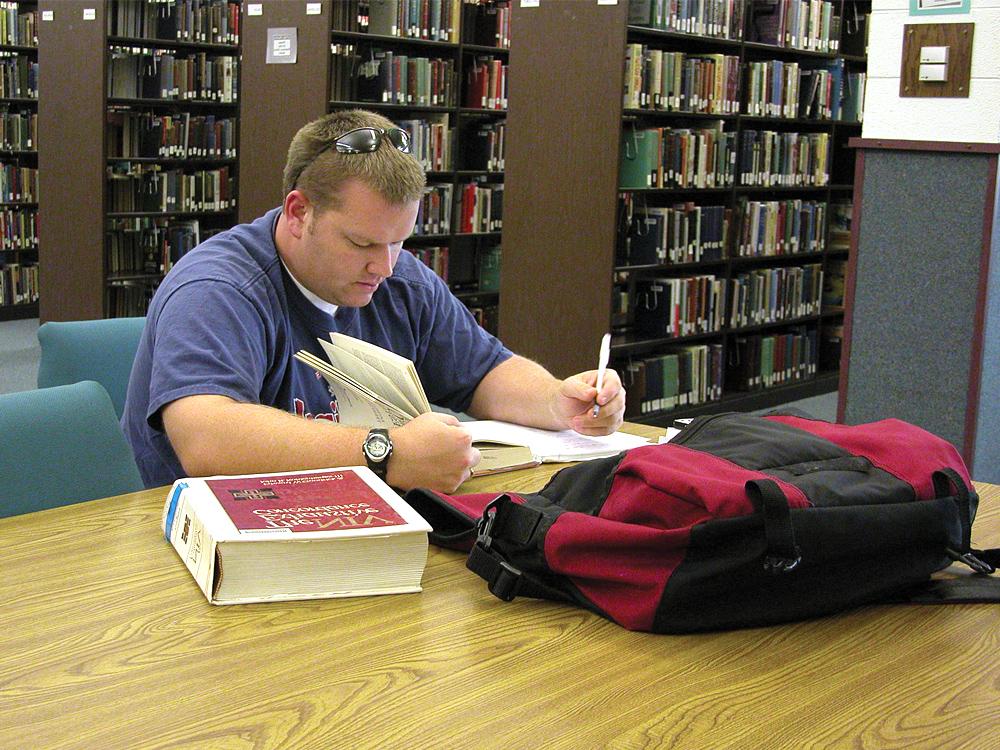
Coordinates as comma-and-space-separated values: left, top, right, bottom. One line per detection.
163, 482, 216, 602
163, 481, 188, 542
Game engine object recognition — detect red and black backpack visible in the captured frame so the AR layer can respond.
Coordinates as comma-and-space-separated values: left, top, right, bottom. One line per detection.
406, 412, 1000, 633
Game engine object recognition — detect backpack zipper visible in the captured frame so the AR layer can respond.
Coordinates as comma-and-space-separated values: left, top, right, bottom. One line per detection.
670, 412, 732, 446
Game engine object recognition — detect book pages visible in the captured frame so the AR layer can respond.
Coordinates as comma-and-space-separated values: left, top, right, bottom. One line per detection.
329, 332, 431, 414
462, 421, 650, 463
317, 338, 421, 417
294, 351, 413, 427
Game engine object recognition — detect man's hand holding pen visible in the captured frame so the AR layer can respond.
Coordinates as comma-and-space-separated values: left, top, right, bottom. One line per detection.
552, 368, 626, 437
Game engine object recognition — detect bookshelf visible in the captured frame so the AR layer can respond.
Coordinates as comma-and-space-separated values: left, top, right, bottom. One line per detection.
38, 0, 240, 321
0, 0, 37, 321
328, 1, 508, 335
238, 0, 509, 336
500, 0, 868, 426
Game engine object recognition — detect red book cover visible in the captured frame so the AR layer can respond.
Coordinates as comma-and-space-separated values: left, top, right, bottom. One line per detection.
205, 469, 406, 533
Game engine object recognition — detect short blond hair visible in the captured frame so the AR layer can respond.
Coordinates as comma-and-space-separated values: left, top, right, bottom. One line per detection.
283, 109, 426, 211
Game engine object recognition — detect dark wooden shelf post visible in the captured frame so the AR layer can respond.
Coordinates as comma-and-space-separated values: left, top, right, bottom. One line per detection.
500, 0, 628, 378
238, 0, 331, 222
38, 0, 106, 321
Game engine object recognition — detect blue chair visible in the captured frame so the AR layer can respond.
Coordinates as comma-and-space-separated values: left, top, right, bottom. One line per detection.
0, 381, 144, 518
37, 317, 146, 419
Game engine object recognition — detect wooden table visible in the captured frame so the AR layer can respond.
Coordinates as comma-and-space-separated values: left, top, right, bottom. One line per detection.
2, 424, 999, 749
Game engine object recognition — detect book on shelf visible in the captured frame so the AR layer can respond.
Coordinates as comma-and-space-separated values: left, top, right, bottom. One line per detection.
368, 0, 401, 37
822, 258, 846, 310
294, 333, 650, 472
841, 71, 866, 123
477, 245, 502, 292
828, 200, 852, 250
161, 466, 433, 605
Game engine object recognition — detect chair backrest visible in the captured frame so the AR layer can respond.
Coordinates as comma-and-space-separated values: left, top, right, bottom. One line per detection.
37, 317, 146, 419
0, 381, 144, 518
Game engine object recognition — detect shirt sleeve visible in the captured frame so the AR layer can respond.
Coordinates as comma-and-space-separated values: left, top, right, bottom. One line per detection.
146, 278, 273, 426
411, 268, 512, 412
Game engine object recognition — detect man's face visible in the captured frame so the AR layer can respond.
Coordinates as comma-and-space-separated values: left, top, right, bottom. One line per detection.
295, 179, 419, 307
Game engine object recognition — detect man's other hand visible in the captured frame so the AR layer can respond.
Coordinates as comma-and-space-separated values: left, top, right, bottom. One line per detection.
389, 412, 481, 493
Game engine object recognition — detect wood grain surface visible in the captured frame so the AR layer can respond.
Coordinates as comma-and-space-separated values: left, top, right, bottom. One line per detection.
2, 424, 998, 750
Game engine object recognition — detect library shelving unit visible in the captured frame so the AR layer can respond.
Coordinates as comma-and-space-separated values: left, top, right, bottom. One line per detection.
0, 0, 38, 321
38, 0, 240, 321
500, 0, 868, 427
238, 0, 508, 336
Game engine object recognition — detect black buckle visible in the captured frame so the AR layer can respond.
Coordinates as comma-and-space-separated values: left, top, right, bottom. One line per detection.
947, 548, 997, 575
471, 496, 526, 601
763, 548, 802, 574
476, 506, 498, 551
488, 560, 523, 601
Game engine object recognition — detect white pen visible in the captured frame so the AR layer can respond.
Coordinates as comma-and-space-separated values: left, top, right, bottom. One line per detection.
592, 333, 611, 418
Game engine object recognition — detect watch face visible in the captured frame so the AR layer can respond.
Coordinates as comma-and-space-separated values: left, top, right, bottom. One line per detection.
365, 434, 390, 461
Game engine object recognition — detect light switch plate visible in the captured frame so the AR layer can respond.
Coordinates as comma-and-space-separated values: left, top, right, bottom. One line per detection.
900, 23, 974, 98
920, 46, 949, 64
918, 63, 948, 81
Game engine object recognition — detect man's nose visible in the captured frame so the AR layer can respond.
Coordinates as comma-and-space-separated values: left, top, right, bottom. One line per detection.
366, 245, 394, 277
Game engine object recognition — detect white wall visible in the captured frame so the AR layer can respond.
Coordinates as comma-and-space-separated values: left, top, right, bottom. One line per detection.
863, 0, 1000, 143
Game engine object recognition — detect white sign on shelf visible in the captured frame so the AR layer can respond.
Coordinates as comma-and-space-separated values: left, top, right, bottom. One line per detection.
266, 27, 298, 65
42, 10, 54, 21
248, 3, 263, 16
83, 8, 96, 20
306, 2, 322, 14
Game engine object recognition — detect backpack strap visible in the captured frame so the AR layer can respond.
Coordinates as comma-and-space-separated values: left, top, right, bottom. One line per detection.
403, 488, 496, 551
898, 468, 1000, 603
932, 468, 997, 575
466, 495, 567, 603
745, 479, 802, 574
902, 575, 1000, 604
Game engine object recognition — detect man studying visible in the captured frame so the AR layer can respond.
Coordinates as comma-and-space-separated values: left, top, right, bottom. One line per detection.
122, 109, 625, 492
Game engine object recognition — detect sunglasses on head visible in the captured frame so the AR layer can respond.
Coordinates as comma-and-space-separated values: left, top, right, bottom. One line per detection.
333, 126, 412, 154
291, 126, 412, 188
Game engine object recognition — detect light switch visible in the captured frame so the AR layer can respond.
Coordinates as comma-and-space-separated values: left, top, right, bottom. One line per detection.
919, 63, 948, 82
920, 46, 949, 64
900, 23, 973, 98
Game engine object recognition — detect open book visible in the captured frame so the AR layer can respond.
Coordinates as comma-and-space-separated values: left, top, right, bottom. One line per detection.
294, 332, 429, 427
462, 420, 650, 475
295, 333, 650, 474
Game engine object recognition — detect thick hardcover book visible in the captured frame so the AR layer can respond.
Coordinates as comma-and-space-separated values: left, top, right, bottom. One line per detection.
162, 466, 432, 605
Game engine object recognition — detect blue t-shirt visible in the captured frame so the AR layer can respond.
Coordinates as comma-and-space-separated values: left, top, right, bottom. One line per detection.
122, 208, 512, 487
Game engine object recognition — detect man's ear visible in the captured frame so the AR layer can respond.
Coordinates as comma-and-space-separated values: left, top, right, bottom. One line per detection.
282, 190, 311, 238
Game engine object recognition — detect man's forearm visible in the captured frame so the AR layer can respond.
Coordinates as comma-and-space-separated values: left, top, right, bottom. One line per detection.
163, 395, 369, 479
161, 395, 481, 492
467, 355, 566, 429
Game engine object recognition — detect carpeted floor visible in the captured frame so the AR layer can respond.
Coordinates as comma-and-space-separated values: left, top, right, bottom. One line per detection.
0, 318, 40, 395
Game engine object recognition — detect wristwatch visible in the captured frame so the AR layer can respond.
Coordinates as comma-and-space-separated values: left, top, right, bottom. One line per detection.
362, 428, 393, 481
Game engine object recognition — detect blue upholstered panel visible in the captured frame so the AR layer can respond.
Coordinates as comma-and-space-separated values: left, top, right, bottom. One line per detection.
845, 151, 986, 452
37, 317, 146, 419
0, 381, 144, 518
